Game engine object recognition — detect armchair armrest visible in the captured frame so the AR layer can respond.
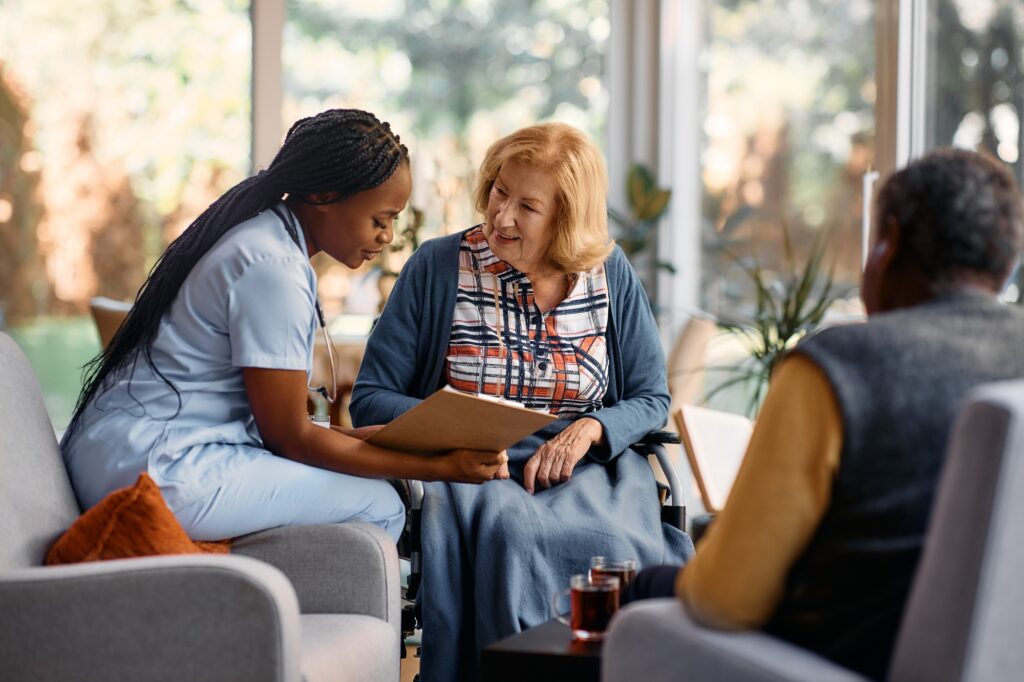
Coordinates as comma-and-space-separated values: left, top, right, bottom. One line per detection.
231, 522, 400, 635
0, 555, 301, 682
603, 599, 869, 682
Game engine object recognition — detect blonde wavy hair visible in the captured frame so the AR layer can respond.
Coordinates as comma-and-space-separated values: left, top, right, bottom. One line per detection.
473, 122, 613, 273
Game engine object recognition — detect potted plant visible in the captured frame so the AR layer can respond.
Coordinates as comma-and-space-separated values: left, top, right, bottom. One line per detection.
705, 223, 851, 418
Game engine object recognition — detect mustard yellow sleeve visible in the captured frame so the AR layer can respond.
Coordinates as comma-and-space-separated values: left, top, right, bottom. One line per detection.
676, 353, 842, 629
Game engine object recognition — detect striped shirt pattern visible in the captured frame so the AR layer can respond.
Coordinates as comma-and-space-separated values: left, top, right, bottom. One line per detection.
445, 227, 610, 417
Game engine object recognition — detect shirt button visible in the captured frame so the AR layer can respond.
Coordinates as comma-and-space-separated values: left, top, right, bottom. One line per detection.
538, 361, 548, 372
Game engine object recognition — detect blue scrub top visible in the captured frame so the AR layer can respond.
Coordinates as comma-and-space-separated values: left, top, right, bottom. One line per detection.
62, 204, 318, 511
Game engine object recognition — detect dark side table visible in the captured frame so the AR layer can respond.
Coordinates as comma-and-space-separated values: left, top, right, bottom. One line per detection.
480, 619, 602, 682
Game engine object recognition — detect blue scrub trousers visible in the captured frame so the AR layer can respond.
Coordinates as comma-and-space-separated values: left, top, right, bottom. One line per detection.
171, 448, 406, 542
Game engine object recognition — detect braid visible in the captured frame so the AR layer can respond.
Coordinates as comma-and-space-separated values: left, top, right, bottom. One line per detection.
67, 109, 409, 439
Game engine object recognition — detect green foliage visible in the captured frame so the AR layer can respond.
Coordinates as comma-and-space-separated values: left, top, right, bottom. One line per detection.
609, 163, 676, 274
288, 0, 608, 137
706, 222, 850, 417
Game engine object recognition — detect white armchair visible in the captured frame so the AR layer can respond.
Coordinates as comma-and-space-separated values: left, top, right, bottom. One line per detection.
603, 378, 1024, 682
0, 332, 400, 682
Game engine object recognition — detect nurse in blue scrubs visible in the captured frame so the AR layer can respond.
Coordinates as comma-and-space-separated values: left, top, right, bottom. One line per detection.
61, 109, 508, 542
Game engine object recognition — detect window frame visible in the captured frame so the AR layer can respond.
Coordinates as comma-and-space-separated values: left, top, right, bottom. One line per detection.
251, 0, 284, 173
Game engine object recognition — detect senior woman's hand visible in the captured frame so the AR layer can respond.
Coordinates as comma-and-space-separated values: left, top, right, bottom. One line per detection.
523, 417, 604, 494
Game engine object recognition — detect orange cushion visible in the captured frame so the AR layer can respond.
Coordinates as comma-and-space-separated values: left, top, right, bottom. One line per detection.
46, 472, 230, 565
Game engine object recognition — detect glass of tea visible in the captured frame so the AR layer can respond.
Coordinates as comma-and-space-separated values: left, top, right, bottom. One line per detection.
589, 556, 638, 593
550, 573, 620, 641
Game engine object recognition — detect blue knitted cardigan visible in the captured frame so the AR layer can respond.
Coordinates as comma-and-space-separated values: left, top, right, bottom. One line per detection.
351, 229, 670, 457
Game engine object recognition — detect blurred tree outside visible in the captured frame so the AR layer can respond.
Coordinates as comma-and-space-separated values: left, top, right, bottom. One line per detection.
283, 0, 609, 315
36, 114, 147, 314
701, 0, 1024, 323
0, 0, 250, 320
699, 0, 877, 320
0, 64, 44, 324
927, 0, 1024, 302
0, 0, 251, 427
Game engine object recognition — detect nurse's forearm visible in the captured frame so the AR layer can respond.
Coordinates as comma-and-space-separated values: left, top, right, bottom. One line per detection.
275, 422, 453, 481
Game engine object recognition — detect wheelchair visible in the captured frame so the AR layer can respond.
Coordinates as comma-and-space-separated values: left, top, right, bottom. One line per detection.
396, 429, 688, 660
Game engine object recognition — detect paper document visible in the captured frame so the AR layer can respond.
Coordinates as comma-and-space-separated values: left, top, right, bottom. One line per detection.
367, 386, 557, 455
674, 404, 753, 514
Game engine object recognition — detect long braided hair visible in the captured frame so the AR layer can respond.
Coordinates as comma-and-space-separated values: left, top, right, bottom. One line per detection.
66, 109, 408, 440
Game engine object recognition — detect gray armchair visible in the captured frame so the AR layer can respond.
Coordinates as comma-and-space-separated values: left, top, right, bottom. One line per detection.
0, 332, 400, 681
603, 378, 1024, 682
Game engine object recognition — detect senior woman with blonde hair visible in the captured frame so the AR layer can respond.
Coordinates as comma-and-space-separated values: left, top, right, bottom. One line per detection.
351, 122, 694, 680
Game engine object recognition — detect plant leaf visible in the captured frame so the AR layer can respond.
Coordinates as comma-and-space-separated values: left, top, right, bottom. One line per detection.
633, 163, 656, 191
627, 165, 649, 211
637, 189, 672, 221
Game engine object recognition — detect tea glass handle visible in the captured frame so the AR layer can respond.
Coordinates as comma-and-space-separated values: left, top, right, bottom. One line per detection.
550, 587, 572, 627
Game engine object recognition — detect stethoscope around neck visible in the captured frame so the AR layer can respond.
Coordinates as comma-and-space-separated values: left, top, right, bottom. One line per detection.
271, 204, 339, 405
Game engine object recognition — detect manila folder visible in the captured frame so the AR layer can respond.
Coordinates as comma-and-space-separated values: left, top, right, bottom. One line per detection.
366, 386, 557, 455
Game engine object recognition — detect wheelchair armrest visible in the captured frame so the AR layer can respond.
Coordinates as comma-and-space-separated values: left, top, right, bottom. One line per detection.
635, 430, 682, 447
632, 432, 685, 520
409, 478, 425, 511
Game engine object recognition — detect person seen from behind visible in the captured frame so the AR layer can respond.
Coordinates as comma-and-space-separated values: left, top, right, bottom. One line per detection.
624, 147, 1024, 680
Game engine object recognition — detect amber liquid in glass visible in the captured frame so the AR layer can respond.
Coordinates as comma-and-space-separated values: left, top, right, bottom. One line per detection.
590, 566, 637, 593
570, 584, 619, 636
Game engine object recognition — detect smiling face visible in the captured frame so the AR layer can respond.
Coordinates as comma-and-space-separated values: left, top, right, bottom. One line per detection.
302, 163, 412, 268
482, 159, 559, 275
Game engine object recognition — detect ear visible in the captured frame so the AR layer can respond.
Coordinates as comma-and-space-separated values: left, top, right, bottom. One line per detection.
871, 216, 900, 269
861, 216, 900, 314
306, 192, 339, 211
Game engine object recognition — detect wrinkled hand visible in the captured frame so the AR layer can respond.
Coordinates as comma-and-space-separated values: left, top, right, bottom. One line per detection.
332, 424, 385, 441
441, 449, 510, 484
523, 418, 603, 494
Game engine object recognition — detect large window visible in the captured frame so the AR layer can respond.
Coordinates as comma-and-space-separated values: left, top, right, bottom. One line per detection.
697, 0, 876, 318
8, 0, 1020, 428
0, 0, 251, 428
282, 0, 610, 316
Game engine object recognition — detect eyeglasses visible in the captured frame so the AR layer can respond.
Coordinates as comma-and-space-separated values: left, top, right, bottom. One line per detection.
309, 301, 338, 405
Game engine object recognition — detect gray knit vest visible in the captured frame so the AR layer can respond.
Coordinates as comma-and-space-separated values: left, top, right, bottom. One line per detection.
764, 291, 1024, 680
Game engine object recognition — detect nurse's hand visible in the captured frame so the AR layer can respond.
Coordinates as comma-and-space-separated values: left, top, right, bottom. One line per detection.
523, 417, 603, 494
440, 449, 510, 483
331, 424, 384, 441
